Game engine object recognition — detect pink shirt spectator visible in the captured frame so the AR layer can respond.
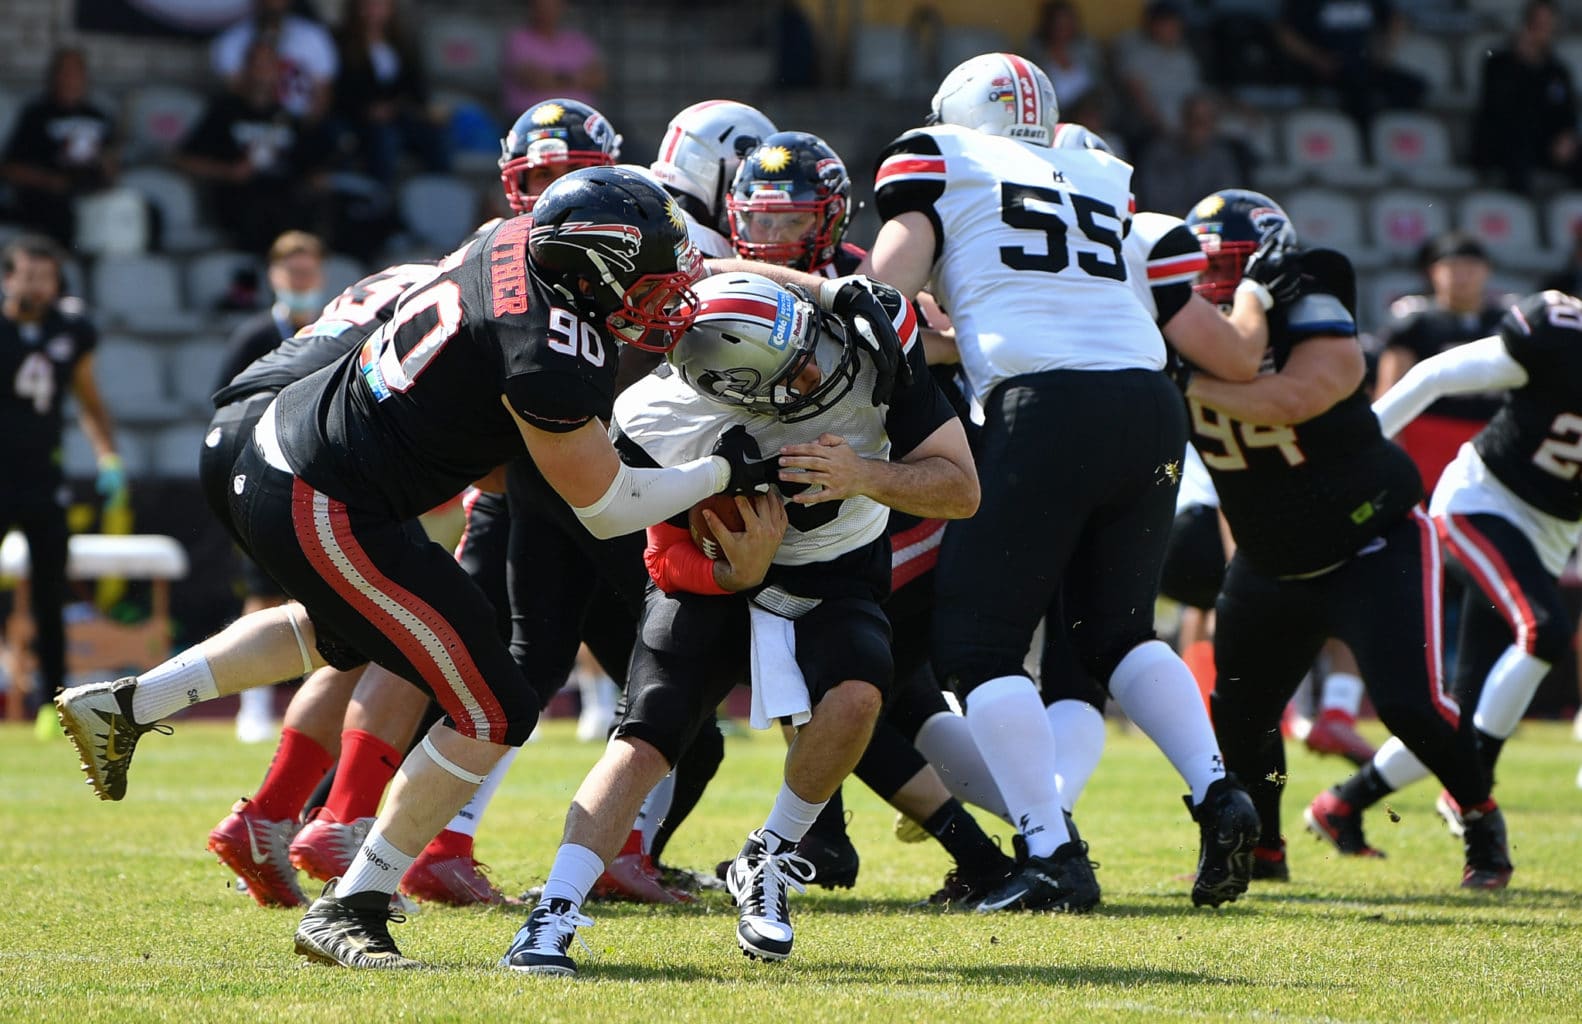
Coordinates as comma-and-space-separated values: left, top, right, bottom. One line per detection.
502, 24, 601, 115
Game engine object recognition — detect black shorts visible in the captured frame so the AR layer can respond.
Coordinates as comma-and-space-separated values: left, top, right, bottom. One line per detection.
201, 393, 288, 601
615, 584, 893, 765
228, 436, 538, 745
1159, 503, 1226, 611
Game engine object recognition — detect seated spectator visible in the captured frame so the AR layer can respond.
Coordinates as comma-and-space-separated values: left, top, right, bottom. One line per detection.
333, 0, 448, 182
1113, 1, 1203, 139
177, 41, 330, 253
0, 47, 117, 246
1473, 0, 1579, 194
503, 0, 606, 117
1133, 93, 1246, 218
1027, 1, 1103, 110
1273, 0, 1425, 130
212, 0, 338, 122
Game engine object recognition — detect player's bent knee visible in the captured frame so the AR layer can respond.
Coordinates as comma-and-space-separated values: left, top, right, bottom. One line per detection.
817, 679, 884, 725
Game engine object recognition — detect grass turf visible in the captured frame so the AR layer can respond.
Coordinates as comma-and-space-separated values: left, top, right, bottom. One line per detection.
1, 717, 1579, 1023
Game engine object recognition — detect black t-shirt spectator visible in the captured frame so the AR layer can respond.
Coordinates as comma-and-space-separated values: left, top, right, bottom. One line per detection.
1281, 0, 1391, 65
2, 97, 114, 189
180, 94, 312, 185
1474, 47, 1578, 189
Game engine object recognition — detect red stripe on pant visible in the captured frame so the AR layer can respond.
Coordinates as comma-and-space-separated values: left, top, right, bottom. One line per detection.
1438, 513, 1539, 655
291, 479, 507, 741
1412, 506, 1459, 726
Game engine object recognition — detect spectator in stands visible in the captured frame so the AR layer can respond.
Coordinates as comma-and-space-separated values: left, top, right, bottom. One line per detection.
212, 0, 339, 123
1027, 1, 1103, 110
1473, 0, 1579, 194
502, 0, 606, 117
332, 0, 449, 183
0, 47, 118, 247
1272, 0, 1425, 131
1113, 1, 1203, 140
1375, 232, 1505, 492
1133, 92, 1247, 218
178, 41, 330, 253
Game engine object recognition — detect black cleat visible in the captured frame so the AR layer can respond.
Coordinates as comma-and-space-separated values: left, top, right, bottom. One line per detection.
502, 898, 595, 976
293, 880, 422, 969
1187, 775, 1260, 907
1460, 802, 1514, 890
725, 830, 815, 961
794, 829, 859, 889
922, 853, 1017, 910
1250, 841, 1290, 882
55, 677, 172, 801
975, 840, 1100, 913
1304, 787, 1385, 857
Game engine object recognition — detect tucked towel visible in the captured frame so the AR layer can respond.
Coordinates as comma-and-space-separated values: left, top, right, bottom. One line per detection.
748, 604, 811, 731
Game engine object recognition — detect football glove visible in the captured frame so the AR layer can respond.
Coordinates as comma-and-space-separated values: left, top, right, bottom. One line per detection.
95, 453, 129, 511
1239, 234, 1305, 310
849, 310, 912, 407
711, 424, 778, 495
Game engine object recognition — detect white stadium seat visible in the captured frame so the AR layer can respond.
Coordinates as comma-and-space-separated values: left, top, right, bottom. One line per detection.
1545, 192, 1582, 256
322, 254, 367, 302
1360, 270, 1429, 333
399, 175, 479, 250
1369, 189, 1450, 262
170, 338, 233, 412
1457, 191, 1548, 271
90, 338, 170, 424
90, 254, 200, 333
120, 165, 217, 253
1284, 189, 1368, 257
1392, 34, 1456, 104
150, 423, 211, 479
123, 85, 206, 161
1281, 109, 1387, 187
1370, 112, 1475, 189
185, 250, 261, 314
423, 15, 501, 91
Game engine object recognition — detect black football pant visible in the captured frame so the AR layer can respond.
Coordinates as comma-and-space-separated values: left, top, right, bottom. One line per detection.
2, 465, 69, 702
1211, 508, 1488, 847
1438, 513, 1573, 671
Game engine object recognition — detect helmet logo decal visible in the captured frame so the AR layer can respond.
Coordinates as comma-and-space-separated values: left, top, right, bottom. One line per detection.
757, 145, 792, 173
767, 289, 798, 350
664, 197, 686, 233
1193, 194, 1226, 219
1002, 54, 1042, 129
532, 221, 644, 273
1249, 206, 1289, 239
583, 111, 612, 147
532, 103, 565, 125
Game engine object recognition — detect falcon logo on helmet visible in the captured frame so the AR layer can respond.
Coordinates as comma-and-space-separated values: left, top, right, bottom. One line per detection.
532, 222, 644, 273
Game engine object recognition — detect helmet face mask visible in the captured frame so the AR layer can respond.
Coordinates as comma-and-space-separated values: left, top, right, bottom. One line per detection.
1184, 188, 1298, 305
930, 52, 1059, 147
728, 131, 850, 273
499, 99, 622, 214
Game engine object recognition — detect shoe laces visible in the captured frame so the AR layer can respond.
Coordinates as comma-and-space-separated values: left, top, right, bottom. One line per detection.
739, 845, 815, 922
525, 902, 595, 956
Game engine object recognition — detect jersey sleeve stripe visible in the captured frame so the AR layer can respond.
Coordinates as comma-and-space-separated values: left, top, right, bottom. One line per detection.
896, 296, 919, 353
1147, 253, 1208, 280
876, 156, 947, 185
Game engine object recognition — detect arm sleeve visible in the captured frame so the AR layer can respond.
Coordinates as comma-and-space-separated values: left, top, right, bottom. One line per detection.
883, 332, 956, 459
873, 130, 947, 265
571, 457, 727, 540
644, 522, 729, 595
1371, 335, 1528, 438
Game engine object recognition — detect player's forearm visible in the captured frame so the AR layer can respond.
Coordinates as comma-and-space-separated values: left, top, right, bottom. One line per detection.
858, 455, 978, 519
77, 402, 117, 460
1188, 372, 1320, 427
572, 459, 727, 540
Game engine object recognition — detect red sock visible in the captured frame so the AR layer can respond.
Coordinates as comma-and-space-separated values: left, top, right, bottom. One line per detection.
423, 828, 474, 860
250, 727, 334, 821
323, 729, 403, 822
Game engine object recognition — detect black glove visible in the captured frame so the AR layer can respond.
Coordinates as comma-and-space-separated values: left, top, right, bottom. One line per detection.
711, 424, 777, 495
849, 308, 912, 407
1240, 234, 1305, 308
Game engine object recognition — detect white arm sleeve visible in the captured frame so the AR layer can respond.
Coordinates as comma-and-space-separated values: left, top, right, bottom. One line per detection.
1371, 335, 1529, 439
572, 457, 729, 540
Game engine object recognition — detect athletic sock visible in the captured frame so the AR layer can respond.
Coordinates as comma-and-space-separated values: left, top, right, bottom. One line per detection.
336, 828, 416, 898
635, 772, 675, 854
323, 729, 402, 823
1319, 672, 1365, 716
922, 797, 1007, 875
250, 727, 334, 821
540, 843, 605, 909
1473, 646, 1552, 739
805, 786, 847, 840
443, 745, 517, 838
1371, 735, 1429, 791
966, 675, 1070, 857
130, 651, 219, 724
1335, 761, 1393, 810
1046, 699, 1105, 812
1475, 729, 1506, 782
1106, 640, 1226, 804
914, 710, 1009, 820
761, 780, 827, 848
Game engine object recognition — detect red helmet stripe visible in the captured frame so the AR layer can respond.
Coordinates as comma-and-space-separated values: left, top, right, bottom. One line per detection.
694, 296, 784, 326
1002, 53, 1042, 129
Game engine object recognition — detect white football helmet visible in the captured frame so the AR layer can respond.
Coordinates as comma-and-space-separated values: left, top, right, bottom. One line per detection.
669, 271, 859, 422
650, 100, 778, 232
1051, 121, 1112, 154
929, 52, 1059, 148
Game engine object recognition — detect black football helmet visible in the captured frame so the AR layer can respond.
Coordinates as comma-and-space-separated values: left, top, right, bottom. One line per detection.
499, 98, 622, 214
1183, 188, 1297, 305
727, 131, 851, 273
528, 166, 703, 353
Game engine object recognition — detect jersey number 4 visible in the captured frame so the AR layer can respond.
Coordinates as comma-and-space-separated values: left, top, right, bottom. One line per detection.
14, 352, 55, 414
998, 182, 1125, 281
1190, 399, 1306, 470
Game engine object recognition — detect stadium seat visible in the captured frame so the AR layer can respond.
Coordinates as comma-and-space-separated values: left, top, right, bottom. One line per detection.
89, 254, 200, 334
123, 85, 206, 161
1457, 191, 1549, 271
170, 338, 231, 412
322, 253, 366, 301
149, 423, 210, 479
1370, 112, 1475, 189
398, 175, 478, 250
1360, 270, 1428, 332
1281, 109, 1387, 187
938, 28, 1013, 74
1369, 189, 1450, 262
91, 338, 170, 424
423, 15, 500, 91
185, 250, 261, 314
849, 26, 919, 98
1545, 192, 1582, 256
1393, 34, 1458, 107
1284, 189, 1371, 262
119, 166, 217, 253
61, 425, 151, 479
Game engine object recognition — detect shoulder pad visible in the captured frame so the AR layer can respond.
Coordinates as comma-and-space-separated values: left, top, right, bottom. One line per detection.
1295, 247, 1356, 318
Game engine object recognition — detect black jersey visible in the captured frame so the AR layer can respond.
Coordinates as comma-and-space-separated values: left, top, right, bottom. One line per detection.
1475, 291, 1582, 521
1380, 303, 1505, 421
1192, 256, 1423, 576
213, 263, 437, 407
274, 217, 621, 520
0, 298, 97, 466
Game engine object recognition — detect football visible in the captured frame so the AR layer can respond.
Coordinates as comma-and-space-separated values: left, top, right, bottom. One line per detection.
688, 493, 746, 559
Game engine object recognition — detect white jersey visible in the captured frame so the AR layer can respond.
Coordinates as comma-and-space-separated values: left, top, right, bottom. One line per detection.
1125, 211, 1209, 327
873, 124, 1164, 402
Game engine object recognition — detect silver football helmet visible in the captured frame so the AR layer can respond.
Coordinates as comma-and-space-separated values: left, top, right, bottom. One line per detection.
650, 100, 778, 232
669, 271, 859, 422
1051, 121, 1112, 154
929, 52, 1059, 147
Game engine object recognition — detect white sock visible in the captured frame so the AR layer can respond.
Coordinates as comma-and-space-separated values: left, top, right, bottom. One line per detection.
1320, 672, 1365, 716
445, 745, 518, 837
540, 843, 605, 908
636, 773, 676, 854
1473, 646, 1552, 739
1046, 700, 1105, 812
336, 828, 417, 897
1372, 735, 1429, 791
130, 650, 220, 724
915, 710, 1009, 820
761, 780, 826, 847
1107, 640, 1226, 804
237, 686, 273, 720
966, 675, 1069, 857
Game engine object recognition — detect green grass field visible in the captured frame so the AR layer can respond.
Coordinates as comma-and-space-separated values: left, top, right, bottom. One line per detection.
2, 718, 1579, 1024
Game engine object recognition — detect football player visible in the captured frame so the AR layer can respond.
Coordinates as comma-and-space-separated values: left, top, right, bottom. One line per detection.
55, 168, 777, 970
1181, 187, 1512, 890
503, 270, 975, 974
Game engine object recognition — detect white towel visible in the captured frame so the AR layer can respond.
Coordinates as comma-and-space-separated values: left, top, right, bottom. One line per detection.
748, 604, 811, 731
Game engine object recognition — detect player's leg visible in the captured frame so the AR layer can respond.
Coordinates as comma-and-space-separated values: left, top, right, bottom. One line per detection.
1304, 640, 1376, 765
19, 486, 69, 706
1037, 601, 1110, 816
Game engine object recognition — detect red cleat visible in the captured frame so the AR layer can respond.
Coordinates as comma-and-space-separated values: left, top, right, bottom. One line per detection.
589, 831, 694, 904
1304, 789, 1385, 857
207, 798, 306, 908
1304, 709, 1377, 766
288, 807, 373, 882
402, 848, 521, 907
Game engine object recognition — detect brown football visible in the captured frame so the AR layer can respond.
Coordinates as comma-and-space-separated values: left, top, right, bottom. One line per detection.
688, 493, 746, 559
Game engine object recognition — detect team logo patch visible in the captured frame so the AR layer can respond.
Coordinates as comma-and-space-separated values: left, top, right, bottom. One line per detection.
532, 221, 644, 273
531, 102, 565, 126
696, 366, 763, 403
1193, 194, 1226, 219
756, 145, 792, 173
665, 196, 686, 233
583, 110, 612, 148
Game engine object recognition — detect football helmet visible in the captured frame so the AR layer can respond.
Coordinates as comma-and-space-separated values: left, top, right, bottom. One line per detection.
499, 98, 622, 214
1184, 188, 1297, 305
669, 271, 859, 423
650, 100, 777, 234
1051, 121, 1113, 154
529, 166, 703, 353
928, 52, 1058, 147
727, 131, 851, 272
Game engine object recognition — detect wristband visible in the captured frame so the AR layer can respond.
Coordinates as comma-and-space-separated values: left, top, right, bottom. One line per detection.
1236, 277, 1274, 312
